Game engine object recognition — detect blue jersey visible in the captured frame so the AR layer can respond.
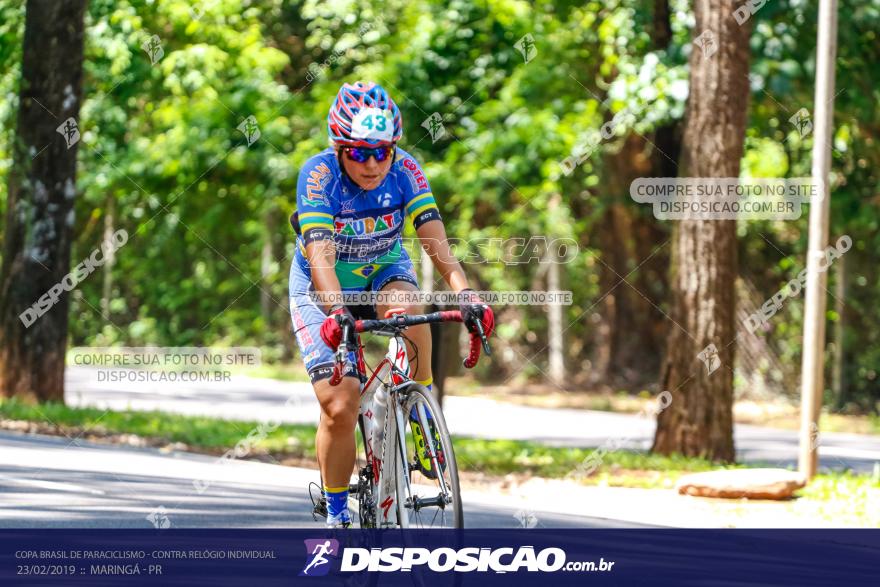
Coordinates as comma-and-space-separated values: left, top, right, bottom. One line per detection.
294, 147, 441, 289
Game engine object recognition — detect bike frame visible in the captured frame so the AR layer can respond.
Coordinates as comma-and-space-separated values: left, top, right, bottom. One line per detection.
329, 308, 489, 528
356, 332, 413, 527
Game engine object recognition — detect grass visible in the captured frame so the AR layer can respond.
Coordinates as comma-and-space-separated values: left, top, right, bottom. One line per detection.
0, 398, 731, 486
0, 398, 723, 480
447, 379, 880, 436
2, 398, 877, 500
452, 437, 722, 480
0, 397, 316, 456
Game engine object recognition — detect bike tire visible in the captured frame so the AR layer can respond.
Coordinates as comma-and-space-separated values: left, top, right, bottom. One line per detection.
396, 383, 464, 529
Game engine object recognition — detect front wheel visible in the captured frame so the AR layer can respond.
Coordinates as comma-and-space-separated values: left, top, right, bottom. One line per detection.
396, 383, 463, 529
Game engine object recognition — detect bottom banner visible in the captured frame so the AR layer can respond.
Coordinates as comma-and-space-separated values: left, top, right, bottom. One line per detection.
0, 529, 876, 586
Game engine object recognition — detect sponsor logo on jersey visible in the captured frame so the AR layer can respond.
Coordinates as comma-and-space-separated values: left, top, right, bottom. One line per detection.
334, 211, 401, 236
303, 162, 331, 206
402, 158, 429, 192
340, 198, 356, 214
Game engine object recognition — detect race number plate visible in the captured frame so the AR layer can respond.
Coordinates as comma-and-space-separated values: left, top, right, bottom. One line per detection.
350, 107, 393, 141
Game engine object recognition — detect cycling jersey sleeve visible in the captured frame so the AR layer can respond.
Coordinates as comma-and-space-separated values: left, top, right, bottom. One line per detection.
397, 154, 441, 229
296, 156, 336, 246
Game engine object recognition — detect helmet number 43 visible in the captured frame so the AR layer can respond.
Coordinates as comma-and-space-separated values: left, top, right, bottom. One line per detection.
352, 108, 392, 141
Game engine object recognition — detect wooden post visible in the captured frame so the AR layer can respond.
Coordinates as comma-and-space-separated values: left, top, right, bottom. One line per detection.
546, 194, 565, 384
101, 196, 116, 320
831, 255, 846, 409
798, 0, 839, 480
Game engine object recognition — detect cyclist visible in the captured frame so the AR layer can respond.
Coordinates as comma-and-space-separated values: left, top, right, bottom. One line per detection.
289, 81, 494, 528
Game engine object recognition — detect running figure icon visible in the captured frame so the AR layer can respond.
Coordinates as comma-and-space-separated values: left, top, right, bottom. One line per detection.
300, 539, 339, 577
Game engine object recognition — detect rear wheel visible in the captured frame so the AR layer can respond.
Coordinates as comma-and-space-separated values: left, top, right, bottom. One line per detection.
397, 383, 463, 529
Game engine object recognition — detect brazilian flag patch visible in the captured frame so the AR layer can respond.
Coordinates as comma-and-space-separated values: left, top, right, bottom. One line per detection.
352, 264, 379, 278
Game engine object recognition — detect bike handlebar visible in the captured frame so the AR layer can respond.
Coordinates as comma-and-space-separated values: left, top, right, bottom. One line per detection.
355, 309, 462, 333
327, 310, 491, 385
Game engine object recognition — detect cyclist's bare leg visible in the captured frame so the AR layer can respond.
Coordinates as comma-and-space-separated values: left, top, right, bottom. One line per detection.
376, 280, 432, 383
313, 375, 360, 489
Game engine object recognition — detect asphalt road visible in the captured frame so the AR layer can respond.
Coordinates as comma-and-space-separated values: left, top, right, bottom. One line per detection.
2, 367, 876, 529
0, 431, 650, 529
65, 366, 880, 473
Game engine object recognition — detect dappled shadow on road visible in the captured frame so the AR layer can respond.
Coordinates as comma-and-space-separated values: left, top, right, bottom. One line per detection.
0, 463, 318, 529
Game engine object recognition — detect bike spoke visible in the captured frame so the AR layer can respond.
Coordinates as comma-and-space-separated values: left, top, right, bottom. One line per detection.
417, 402, 450, 497
396, 392, 460, 529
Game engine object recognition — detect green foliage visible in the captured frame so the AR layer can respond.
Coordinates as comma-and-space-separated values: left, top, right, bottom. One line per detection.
1, 0, 878, 407
0, 0, 26, 249
739, 0, 880, 405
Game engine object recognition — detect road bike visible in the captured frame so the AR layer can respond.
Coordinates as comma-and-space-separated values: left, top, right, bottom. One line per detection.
309, 308, 490, 529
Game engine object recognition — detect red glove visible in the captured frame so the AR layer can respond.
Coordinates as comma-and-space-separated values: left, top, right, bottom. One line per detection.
458, 289, 495, 337
320, 305, 355, 349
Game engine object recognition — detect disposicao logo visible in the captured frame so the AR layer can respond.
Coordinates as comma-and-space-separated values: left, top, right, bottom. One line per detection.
341, 546, 567, 573
300, 543, 608, 576
300, 538, 340, 577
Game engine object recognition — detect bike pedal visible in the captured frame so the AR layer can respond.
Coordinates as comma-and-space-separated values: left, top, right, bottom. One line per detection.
308, 481, 329, 521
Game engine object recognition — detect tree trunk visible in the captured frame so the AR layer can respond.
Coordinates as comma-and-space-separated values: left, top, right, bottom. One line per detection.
0, 0, 88, 402
595, 136, 662, 383
652, 0, 751, 462
831, 254, 846, 409
595, 203, 641, 379
260, 206, 274, 323
547, 250, 564, 385
638, 0, 680, 366
101, 195, 116, 320
546, 193, 565, 384
591, 0, 678, 386
653, 0, 673, 49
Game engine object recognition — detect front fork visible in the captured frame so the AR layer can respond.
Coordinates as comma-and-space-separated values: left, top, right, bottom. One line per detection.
393, 394, 412, 528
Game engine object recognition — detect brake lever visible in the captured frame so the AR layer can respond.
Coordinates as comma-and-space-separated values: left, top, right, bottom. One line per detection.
337, 321, 353, 359
474, 318, 492, 356
334, 343, 349, 364
329, 322, 354, 386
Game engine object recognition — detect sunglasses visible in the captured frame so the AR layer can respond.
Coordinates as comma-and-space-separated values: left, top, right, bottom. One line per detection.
343, 145, 394, 163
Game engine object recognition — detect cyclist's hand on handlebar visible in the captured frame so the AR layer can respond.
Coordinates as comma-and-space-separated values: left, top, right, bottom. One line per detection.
458, 288, 495, 338
320, 304, 356, 349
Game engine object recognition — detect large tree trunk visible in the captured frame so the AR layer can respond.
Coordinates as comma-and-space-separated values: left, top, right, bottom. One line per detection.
0, 0, 89, 402
592, 0, 678, 385
652, 0, 751, 462
595, 135, 665, 383
594, 202, 643, 380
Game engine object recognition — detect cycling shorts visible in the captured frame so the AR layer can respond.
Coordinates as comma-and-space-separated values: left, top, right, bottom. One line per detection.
288, 251, 419, 383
